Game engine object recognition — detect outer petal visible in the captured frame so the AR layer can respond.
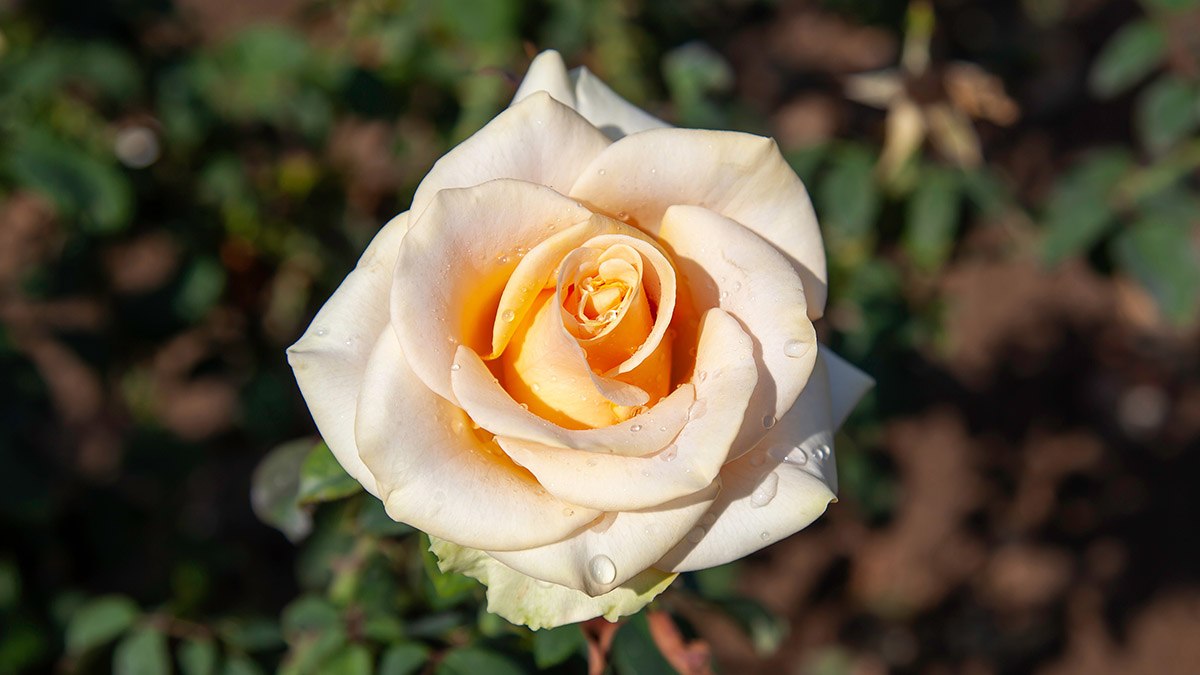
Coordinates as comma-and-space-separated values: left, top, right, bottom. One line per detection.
512, 50, 577, 108
823, 346, 874, 427
393, 180, 593, 406
286, 211, 408, 497
657, 352, 841, 572
408, 92, 610, 221
569, 65, 670, 140
569, 128, 827, 318
494, 308, 758, 512
657, 205, 817, 460
430, 537, 676, 631
354, 329, 601, 552
489, 481, 720, 596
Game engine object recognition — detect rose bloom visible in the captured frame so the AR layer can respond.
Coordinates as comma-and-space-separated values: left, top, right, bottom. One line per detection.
288, 50, 872, 629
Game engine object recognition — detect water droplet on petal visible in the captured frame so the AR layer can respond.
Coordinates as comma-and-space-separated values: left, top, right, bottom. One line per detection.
313, 326, 328, 337
749, 453, 766, 467
659, 444, 678, 462
733, 281, 742, 292
531, 383, 540, 392
686, 527, 705, 544
501, 309, 515, 322
768, 444, 808, 465
588, 555, 616, 584
720, 290, 729, 301
650, 167, 657, 174
689, 399, 707, 420
697, 371, 707, 382
762, 414, 776, 429
598, 169, 606, 175
519, 402, 529, 410
760, 531, 770, 540
586, 458, 598, 467
701, 512, 717, 527
783, 339, 809, 358
630, 424, 642, 432
750, 472, 779, 508
450, 364, 461, 372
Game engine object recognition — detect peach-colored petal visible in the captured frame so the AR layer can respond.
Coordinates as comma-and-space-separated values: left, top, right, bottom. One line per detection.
657, 352, 840, 572
569, 65, 671, 140
657, 205, 817, 460
286, 211, 408, 497
392, 180, 593, 406
354, 328, 600, 552
511, 50, 576, 109
489, 482, 720, 596
453, 344, 694, 456
408, 92, 610, 221
494, 308, 758, 512
569, 128, 827, 318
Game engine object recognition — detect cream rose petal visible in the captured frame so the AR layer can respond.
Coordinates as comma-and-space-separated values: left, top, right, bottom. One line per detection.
285, 211, 408, 497
430, 536, 676, 631
511, 50, 670, 141
488, 481, 720, 596
569, 128, 827, 318
408, 92, 611, 222
493, 308, 758, 512
452, 345, 694, 456
657, 204, 817, 460
353, 328, 601, 552
657, 352, 844, 572
393, 179, 594, 406
824, 346, 875, 427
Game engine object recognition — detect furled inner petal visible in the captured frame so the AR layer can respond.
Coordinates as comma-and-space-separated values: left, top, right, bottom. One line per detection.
656, 204, 817, 461
354, 329, 601, 552
488, 482, 720, 596
568, 127, 827, 318
453, 344, 694, 457
392, 179, 593, 406
656, 352, 839, 572
494, 308, 758, 512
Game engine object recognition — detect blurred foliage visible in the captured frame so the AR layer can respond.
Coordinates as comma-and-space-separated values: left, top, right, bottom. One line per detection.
2, 0, 1199, 672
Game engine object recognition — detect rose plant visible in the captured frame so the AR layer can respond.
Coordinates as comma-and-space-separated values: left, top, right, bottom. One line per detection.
287, 50, 872, 629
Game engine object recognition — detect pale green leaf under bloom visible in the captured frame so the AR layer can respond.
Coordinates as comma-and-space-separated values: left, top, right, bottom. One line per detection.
428, 537, 676, 630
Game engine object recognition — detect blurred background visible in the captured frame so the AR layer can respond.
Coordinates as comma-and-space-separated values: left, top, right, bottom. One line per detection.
2, 0, 1199, 673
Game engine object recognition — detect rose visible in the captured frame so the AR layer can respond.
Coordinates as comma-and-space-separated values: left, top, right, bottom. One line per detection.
287, 50, 872, 629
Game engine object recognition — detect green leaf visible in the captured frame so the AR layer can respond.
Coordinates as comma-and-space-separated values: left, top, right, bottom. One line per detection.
1040, 149, 1133, 264
250, 438, 314, 542
436, 647, 526, 675
903, 166, 962, 270
322, 644, 372, 675
281, 595, 340, 637
712, 597, 788, 656
179, 638, 219, 675
689, 562, 739, 600
532, 624, 586, 669
65, 595, 140, 654
1112, 219, 1200, 324
421, 535, 480, 607
356, 495, 413, 537
174, 257, 227, 321
1089, 19, 1168, 98
378, 643, 430, 675
609, 613, 680, 675
818, 146, 881, 242
1135, 75, 1200, 155
217, 618, 284, 652
113, 629, 170, 675
297, 442, 362, 504
4, 132, 134, 235
222, 654, 265, 675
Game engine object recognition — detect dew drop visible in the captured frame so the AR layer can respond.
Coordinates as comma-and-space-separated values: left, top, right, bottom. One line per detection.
450, 364, 461, 372
750, 472, 779, 508
749, 453, 766, 467
689, 399, 707, 420
762, 414, 776, 429
313, 326, 328, 336
697, 370, 707, 382
344, 337, 354, 346
686, 527, 705, 544
701, 512, 717, 527
588, 555, 617, 584
783, 339, 809, 358
586, 458, 598, 467
733, 281, 742, 292
501, 309, 516, 322
531, 383, 541, 392
650, 167, 657, 174
598, 169, 606, 175
446, 335, 457, 344
497, 255, 509, 264
519, 402, 529, 411
630, 424, 642, 432
659, 444, 678, 462
768, 444, 808, 465
720, 290, 729, 301
760, 531, 770, 540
